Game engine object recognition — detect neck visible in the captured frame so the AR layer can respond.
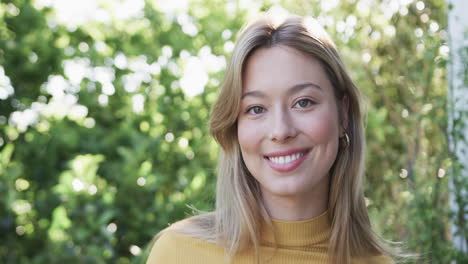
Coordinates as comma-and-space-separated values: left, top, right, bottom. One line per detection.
261, 178, 329, 221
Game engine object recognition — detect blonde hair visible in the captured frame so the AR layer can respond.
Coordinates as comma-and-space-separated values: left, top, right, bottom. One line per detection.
152, 14, 400, 264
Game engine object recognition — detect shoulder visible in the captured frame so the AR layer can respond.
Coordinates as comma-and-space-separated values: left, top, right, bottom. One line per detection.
371, 255, 395, 264
146, 214, 219, 264
146, 230, 180, 264
352, 255, 395, 264
147, 230, 203, 264
146, 229, 225, 264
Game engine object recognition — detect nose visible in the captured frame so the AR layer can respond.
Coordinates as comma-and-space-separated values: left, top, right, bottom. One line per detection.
268, 108, 298, 142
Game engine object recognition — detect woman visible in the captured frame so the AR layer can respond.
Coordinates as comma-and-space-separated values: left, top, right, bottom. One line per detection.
147, 14, 399, 264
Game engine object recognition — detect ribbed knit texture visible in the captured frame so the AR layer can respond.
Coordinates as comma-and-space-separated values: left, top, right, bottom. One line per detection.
147, 211, 394, 264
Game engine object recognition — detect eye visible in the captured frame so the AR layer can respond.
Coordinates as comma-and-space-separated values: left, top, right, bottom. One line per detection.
246, 106, 265, 115
294, 98, 315, 108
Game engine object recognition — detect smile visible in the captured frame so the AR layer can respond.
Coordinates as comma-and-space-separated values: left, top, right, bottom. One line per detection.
264, 148, 311, 173
268, 152, 304, 164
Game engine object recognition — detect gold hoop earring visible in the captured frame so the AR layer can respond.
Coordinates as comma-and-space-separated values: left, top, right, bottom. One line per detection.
341, 132, 350, 149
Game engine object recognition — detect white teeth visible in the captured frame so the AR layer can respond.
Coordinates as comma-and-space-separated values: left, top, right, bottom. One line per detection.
268, 152, 304, 164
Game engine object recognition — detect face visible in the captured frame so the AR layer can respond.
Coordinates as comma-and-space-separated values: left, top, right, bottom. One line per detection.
237, 45, 344, 199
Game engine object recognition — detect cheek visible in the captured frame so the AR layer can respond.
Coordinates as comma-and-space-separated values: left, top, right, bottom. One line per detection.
302, 108, 340, 142
237, 120, 261, 154
237, 120, 264, 176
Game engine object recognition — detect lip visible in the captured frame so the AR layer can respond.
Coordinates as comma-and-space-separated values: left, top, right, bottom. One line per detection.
263, 148, 311, 173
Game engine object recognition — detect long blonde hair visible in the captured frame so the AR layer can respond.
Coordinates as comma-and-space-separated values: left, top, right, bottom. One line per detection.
154, 14, 398, 264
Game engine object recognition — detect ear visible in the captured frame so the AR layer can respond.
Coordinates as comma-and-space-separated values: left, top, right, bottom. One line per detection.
340, 95, 349, 136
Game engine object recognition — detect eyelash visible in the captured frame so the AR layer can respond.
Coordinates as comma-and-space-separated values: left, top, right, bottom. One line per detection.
294, 98, 316, 108
245, 106, 265, 115
245, 98, 316, 115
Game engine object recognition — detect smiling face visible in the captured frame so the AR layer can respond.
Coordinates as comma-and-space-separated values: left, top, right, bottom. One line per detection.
238, 45, 343, 200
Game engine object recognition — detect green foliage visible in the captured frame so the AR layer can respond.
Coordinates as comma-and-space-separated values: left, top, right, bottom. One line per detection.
0, 0, 465, 263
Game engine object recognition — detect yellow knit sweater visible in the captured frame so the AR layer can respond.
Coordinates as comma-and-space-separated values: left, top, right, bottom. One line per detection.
147, 211, 394, 264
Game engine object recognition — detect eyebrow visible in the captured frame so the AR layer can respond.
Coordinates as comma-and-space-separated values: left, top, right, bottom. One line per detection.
241, 82, 322, 100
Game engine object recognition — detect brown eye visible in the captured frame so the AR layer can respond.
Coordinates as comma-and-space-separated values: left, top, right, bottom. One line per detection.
295, 99, 315, 108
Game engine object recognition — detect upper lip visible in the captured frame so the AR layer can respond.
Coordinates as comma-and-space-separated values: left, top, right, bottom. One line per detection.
264, 148, 311, 158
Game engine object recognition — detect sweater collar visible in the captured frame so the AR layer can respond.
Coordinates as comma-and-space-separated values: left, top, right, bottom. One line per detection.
260, 210, 331, 249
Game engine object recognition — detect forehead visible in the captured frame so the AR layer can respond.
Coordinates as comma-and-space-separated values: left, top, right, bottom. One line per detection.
242, 45, 333, 95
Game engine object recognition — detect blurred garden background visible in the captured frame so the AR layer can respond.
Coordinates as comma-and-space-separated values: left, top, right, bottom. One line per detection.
0, 0, 467, 263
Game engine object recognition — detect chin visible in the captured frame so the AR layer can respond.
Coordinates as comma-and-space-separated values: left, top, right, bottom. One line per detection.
265, 181, 311, 197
